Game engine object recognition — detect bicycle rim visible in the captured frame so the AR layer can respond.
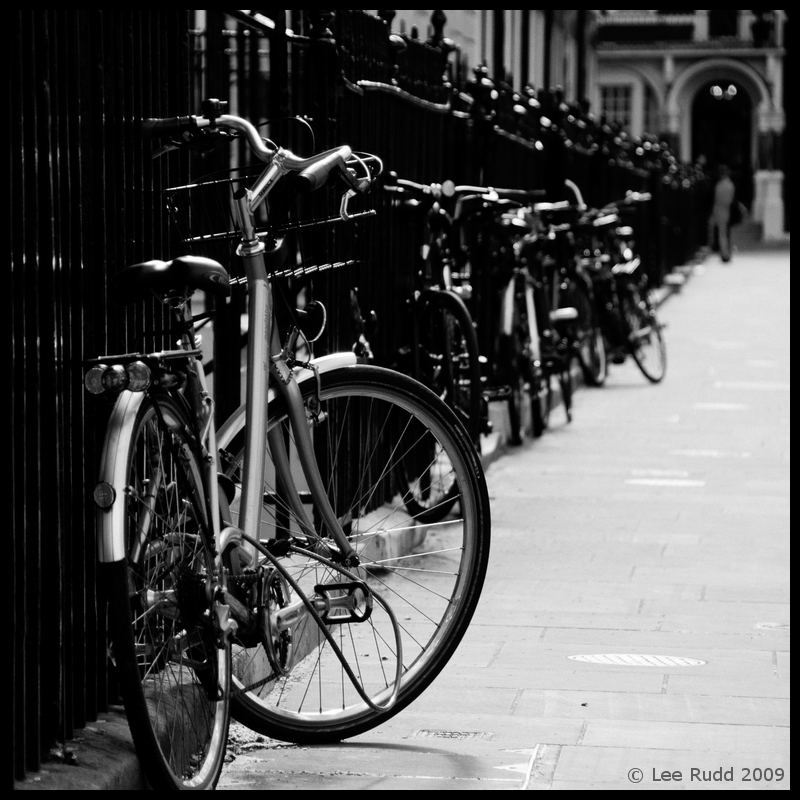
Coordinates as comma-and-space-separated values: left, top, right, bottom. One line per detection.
105, 395, 230, 789
625, 288, 666, 383
219, 365, 490, 742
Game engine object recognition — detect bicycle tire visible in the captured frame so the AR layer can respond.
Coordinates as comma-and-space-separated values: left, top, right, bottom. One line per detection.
559, 359, 574, 423
218, 364, 491, 743
401, 290, 482, 521
624, 286, 667, 383
419, 290, 482, 447
530, 367, 552, 437
497, 278, 548, 444
102, 394, 231, 790
573, 279, 608, 387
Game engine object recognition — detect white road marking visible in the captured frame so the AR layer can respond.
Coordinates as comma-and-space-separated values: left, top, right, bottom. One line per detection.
693, 402, 749, 410
625, 478, 705, 487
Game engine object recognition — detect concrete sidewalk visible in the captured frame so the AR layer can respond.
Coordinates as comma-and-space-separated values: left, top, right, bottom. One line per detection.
220, 239, 790, 789
16, 238, 789, 789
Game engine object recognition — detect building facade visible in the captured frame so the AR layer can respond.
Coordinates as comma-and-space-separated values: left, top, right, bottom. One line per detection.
591, 10, 787, 240
386, 10, 788, 240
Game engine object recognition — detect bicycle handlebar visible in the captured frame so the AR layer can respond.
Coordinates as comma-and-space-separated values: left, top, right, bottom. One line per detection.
142, 103, 373, 195
387, 175, 544, 204
585, 190, 653, 225
296, 146, 355, 192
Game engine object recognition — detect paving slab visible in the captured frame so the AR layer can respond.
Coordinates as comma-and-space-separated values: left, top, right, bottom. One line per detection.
579, 719, 789, 756
213, 246, 790, 790
511, 689, 789, 726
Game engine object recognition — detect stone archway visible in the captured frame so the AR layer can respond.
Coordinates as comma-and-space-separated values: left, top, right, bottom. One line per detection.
665, 57, 784, 239
692, 79, 754, 207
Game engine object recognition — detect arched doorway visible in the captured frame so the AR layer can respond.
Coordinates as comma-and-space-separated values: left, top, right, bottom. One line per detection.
692, 79, 753, 208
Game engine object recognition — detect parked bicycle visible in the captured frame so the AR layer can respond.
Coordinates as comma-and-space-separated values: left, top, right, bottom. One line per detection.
494, 194, 590, 434
553, 180, 609, 388
383, 174, 485, 454
577, 191, 667, 382
85, 100, 491, 790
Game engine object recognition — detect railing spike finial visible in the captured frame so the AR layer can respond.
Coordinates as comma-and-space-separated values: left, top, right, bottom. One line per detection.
306, 9, 335, 41
428, 9, 446, 47
377, 10, 396, 29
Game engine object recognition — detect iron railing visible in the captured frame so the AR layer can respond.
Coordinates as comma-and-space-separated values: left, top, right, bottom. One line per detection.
12, 9, 706, 783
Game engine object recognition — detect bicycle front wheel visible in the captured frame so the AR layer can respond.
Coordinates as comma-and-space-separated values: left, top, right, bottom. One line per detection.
573, 279, 607, 387
219, 365, 491, 743
419, 290, 482, 448
624, 286, 667, 383
102, 395, 231, 790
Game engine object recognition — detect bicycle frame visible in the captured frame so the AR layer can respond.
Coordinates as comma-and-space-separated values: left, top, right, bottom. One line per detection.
96, 136, 362, 569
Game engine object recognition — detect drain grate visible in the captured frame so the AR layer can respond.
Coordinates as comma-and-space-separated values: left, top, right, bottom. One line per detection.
568, 654, 706, 667
413, 730, 494, 741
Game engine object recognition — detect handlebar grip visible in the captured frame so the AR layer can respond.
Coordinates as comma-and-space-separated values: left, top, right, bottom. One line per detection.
296, 146, 352, 192
141, 116, 198, 138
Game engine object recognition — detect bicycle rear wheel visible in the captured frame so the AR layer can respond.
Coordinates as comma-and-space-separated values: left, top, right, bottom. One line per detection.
218, 365, 491, 743
102, 395, 230, 790
624, 286, 666, 383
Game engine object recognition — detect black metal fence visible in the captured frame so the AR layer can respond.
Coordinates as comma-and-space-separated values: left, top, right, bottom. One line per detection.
12, 9, 706, 783
11, 9, 194, 783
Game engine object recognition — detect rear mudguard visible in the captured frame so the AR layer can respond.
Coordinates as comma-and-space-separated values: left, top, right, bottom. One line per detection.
96, 351, 357, 563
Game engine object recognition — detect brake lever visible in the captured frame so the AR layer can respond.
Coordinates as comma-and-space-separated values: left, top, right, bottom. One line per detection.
152, 129, 237, 160
339, 188, 357, 220
152, 142, 182, 160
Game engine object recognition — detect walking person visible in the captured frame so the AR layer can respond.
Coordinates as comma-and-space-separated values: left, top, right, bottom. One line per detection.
707, 164, 737, 263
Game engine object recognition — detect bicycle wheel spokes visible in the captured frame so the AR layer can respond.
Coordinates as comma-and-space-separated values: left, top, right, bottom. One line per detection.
223, 366, 489, 742
113, 399, 230, 789
625, 288, 667, 383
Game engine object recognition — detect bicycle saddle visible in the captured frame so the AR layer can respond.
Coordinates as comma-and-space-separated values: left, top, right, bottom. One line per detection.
112, 255, 231, 303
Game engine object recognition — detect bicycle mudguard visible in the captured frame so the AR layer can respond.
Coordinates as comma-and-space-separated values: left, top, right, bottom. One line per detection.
95, 390, 146, 563
216, 351, 358, 450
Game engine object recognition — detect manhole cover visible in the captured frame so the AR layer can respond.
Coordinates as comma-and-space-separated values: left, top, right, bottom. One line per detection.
568, 654, 706, 667
413, 730, 494, 741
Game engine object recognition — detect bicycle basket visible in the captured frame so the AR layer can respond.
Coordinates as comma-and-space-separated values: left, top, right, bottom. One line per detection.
163, 166, 376, 283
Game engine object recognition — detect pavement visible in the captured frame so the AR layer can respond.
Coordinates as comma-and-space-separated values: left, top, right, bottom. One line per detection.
15, 228, 790, 789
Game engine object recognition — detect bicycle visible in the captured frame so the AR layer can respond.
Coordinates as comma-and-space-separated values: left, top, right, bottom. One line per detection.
555, 180, 609, 388
385, 178, 550, 448
86, 99, 491, 790
577, 191, 667, 382
454, 188, 556, 445
504, 195, 592, 430
383, 174, 484, 455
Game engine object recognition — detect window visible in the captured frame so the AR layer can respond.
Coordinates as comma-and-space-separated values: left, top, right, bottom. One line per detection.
601, 85, 632, 128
